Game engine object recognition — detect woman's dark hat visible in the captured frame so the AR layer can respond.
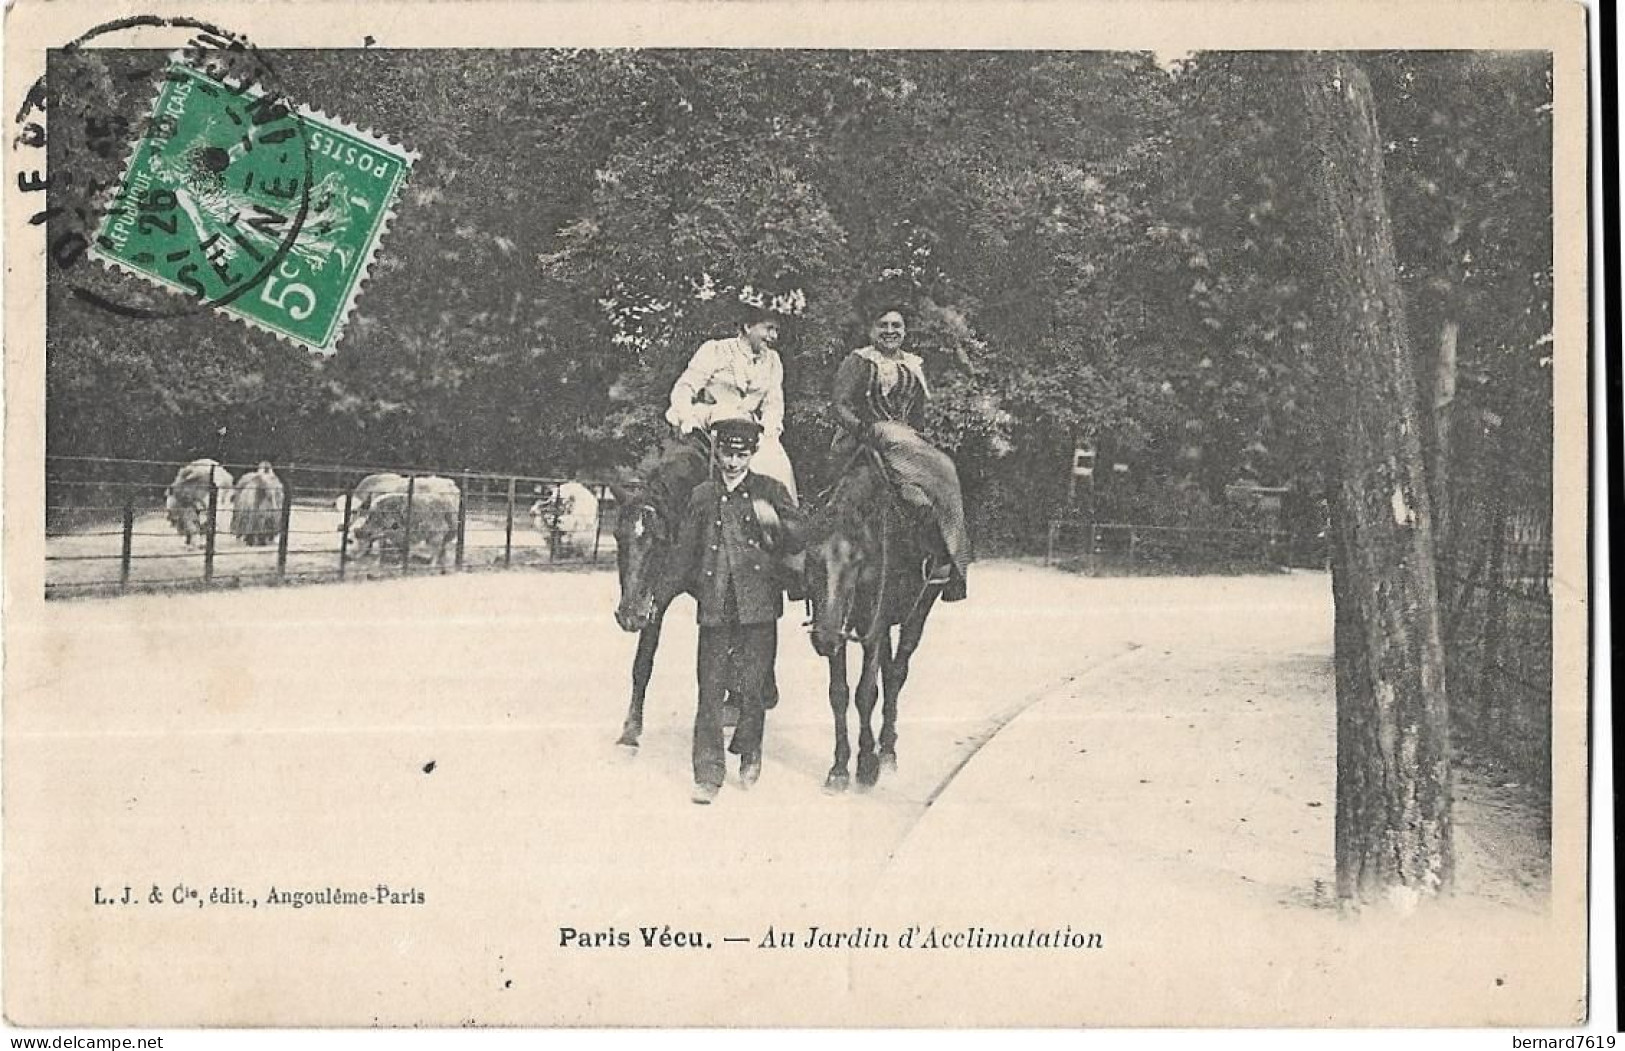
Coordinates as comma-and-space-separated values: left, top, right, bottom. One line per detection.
711, 415, 763, 453
736, 301, 778, 326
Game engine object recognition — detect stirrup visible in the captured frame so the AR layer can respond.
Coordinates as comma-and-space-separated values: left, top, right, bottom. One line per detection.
921, 558, 952, 587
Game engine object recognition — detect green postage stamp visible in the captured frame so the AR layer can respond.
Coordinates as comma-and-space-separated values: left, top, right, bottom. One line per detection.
90, 61, 415, 354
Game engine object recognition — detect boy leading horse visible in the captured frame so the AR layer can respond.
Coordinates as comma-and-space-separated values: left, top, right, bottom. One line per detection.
650, 416, 806, 804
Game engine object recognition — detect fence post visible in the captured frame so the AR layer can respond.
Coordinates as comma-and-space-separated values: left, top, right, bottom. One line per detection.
548, 489, 559, 564
203, 483, 219, 584
120, 499, 135, 589
401, 476, 417, 572
276, 482, 293, 581
504, 477, 516, 568
591, 484, 605, 565
339, 490, 353, 579
1045, 521, 1057, 567
456, 472, 470, 570
1126, 526, 1137, 569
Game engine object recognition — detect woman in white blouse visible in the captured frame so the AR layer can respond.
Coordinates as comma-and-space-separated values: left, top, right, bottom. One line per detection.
666, 303, 799, 500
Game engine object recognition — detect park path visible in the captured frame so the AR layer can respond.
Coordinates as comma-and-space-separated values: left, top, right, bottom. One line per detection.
4, 564, 1571, 1026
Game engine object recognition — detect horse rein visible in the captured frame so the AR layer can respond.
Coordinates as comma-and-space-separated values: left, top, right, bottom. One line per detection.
804, 437, 940, 646
855, 445, 939, 644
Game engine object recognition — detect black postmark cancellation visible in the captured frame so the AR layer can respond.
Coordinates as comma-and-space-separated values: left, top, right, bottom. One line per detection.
17, 18, 316, 318
18, 15, 415, 353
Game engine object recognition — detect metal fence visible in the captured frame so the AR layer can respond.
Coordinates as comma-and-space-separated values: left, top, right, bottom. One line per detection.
44, 456, 619, 598
1434, 402, 1553, 789
1042, 520, 1289, 574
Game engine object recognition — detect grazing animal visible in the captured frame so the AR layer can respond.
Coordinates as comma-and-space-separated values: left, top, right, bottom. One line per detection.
608, 435, 714, 748
164, 459, 235, 546
804, 454, 944, 792
230, 462, 286, 546
529, 481, 600, 560
335, 472, 407, 554
335, 472, 460, 556
351, 484, 460, 567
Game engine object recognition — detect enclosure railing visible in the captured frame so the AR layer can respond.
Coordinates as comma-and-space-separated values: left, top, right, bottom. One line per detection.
1436, 521, 1553, 788
1043, 520, 1289, 573
45, 456, 620, 598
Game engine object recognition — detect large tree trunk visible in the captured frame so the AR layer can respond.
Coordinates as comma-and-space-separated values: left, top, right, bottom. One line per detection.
1297, 53, 1453, 910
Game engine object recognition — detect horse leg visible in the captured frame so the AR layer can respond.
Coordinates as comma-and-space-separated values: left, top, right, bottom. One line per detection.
618, 600, 667, 749
872, 625, 906, 772
825, 642, 852, 793
854, 636, 886, 789
880, 595, 935, 773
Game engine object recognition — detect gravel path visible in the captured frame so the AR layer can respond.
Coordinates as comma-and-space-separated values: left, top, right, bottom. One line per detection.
5, 564, 1570, 1026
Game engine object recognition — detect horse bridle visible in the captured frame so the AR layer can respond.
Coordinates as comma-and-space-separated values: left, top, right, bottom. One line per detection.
618, 499, 671, 620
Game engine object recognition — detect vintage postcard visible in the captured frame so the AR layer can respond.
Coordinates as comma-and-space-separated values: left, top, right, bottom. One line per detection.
2, 0, 1594, 1030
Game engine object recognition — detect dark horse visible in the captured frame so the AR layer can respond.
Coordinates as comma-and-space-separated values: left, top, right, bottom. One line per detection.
609, 435, 712, 748
804, 453, 944, 791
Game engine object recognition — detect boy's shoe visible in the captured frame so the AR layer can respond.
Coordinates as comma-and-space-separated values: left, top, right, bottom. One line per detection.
943, 572, 968, 603
691, 782, 721, 805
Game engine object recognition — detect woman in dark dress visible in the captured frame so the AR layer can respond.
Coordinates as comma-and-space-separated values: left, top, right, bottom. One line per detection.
830, 307, 970, 602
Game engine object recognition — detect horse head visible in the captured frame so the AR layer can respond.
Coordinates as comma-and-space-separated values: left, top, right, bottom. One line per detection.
611, 437, 714, 633
805, 464, 887, 657
611, 485, 670, 633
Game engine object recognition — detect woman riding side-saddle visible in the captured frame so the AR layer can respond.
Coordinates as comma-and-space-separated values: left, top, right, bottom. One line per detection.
665, 295, 799, 501
830, 306, 970, 602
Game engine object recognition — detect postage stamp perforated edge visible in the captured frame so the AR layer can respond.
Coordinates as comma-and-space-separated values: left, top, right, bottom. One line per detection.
86, 59, 419, 356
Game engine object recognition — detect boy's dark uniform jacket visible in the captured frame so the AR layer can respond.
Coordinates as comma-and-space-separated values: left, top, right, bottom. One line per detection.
656, 473, 806, 626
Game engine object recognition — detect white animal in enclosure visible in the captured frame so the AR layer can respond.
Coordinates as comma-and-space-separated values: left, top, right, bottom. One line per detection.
164, 459, 235, 546
353, 487, 460, 566
338, 474, 462, 560
335, 472, 407, 518
414, 475, 462, 498
529, 481, 600, 559
337, 472, 409, 555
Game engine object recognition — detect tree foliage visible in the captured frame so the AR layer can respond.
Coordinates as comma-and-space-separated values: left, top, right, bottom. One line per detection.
47, 48, 1552, 547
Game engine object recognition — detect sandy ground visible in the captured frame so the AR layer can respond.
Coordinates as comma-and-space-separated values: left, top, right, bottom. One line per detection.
3, 563, 1578, 1026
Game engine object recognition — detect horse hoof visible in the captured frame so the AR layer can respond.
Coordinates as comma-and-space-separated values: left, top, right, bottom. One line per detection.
856, 753, 880, 788
824, 771, 850, 793
880, 752, 898, 775
615, 729, 641, 750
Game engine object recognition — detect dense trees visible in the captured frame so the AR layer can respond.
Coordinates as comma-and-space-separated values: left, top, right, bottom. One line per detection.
48, 49, 1551, 549
44, 45, 1556, 912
